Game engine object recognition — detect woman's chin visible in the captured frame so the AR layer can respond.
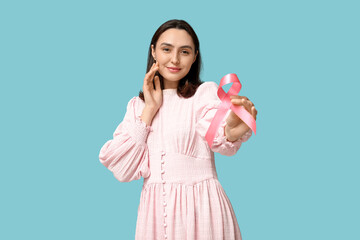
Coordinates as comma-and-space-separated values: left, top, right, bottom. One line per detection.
160, 74, 183, 83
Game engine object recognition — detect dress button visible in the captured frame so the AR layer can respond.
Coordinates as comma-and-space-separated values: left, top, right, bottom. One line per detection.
161, 169, 165, 174
161, 151, 166, 156
164, 212, 167, 217
161, 159, 165, 164
162, 180, 166, 184
163, 201, 167, 206
165, 234, 167, 239
164, 223, 167, 227
163, 191, 166, 196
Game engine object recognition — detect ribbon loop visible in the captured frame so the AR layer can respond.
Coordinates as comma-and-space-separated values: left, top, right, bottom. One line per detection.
205, 73, 257, 148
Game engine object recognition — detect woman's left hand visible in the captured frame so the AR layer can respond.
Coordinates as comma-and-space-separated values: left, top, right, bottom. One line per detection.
225, 95, 258, 142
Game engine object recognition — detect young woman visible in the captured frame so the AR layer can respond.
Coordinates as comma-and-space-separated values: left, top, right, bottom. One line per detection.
99, 19, 257, 240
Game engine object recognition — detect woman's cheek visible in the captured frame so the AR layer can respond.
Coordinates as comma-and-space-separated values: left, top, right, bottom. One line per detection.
159, 65, 165, 73
158, 66, 166, 76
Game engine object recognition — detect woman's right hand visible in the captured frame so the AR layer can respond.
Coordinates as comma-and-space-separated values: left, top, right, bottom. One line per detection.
143, 62, 162, 110
141, 62, 162, 126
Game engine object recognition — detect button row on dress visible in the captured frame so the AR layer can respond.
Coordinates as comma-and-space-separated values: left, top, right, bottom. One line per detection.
161, 150, 168, 240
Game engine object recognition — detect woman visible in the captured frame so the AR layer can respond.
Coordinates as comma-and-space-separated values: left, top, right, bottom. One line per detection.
99, 19, 257, 240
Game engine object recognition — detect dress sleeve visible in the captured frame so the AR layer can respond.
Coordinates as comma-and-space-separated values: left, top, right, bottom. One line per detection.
195, 82, 252, 156
99, 97, 151, 182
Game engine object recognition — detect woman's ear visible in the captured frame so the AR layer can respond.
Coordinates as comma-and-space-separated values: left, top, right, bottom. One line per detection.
151, 44, 156, 60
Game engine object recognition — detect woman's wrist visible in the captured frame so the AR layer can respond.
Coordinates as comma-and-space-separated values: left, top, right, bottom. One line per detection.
141, 106, 157, 126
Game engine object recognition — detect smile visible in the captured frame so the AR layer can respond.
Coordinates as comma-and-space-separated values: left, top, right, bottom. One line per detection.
167, 67, 181, 73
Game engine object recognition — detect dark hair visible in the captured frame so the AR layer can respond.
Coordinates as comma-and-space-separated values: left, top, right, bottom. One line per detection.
139, 19, 203, 101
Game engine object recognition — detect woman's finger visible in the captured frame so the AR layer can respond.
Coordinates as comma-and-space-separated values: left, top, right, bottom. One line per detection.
154, 75, 161, 91
145, 69, 158, 82
246, 99, 254, 107
231, 98, 255, 117
251, 106, 258, 120
246, 100, 254, 113
231, 97, 254, 108
144, 63, 159, 81
228, 95, 257, 121
236, 98, 250, 113
230, 98, 247, 105
230, 98, 240, 104
230, 95, 248, 101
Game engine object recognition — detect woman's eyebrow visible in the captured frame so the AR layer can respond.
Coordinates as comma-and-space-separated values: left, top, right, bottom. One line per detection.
160, 42, 193, 50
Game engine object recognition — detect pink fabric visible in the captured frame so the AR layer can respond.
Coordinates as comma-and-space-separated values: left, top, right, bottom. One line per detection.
99, 82, 252, 240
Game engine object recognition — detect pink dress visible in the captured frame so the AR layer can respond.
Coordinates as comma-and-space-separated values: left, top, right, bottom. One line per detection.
99, 81, 252, 240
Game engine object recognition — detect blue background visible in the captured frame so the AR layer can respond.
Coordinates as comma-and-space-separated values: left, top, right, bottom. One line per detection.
1, 0, 359, 239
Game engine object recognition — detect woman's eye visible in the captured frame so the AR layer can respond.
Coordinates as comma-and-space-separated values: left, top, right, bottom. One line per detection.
181, 50, 190, 55
163, 48, 170, 52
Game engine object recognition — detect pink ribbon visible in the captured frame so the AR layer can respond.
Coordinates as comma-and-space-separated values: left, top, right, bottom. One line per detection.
205, 73, 257, 148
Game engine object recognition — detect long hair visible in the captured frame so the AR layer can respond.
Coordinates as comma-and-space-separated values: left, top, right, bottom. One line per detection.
139, 19, 203, 101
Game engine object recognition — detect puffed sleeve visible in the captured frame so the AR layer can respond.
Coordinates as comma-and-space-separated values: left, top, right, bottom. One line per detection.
99, 97, 151, 182
195, 82, 252, 156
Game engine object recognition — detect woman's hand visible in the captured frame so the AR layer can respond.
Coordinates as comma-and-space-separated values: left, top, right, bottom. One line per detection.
141, 62, 162, 126
225, 96, 258, 142
143, 62, 162, 110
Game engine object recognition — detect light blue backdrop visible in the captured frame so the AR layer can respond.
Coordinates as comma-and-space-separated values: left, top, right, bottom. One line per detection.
1, 0, 359, 239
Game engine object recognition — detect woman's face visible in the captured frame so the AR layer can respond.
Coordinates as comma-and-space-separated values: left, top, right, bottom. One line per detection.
152, 28, 198, 89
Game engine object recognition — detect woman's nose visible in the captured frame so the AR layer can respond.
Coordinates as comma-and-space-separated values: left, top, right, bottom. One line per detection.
171, 52, 180, 65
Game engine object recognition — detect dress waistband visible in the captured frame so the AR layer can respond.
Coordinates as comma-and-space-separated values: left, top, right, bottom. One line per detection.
143, 151, 218, 186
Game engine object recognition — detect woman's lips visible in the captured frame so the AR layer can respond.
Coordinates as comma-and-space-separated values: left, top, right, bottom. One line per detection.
167, 67, 181, 73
